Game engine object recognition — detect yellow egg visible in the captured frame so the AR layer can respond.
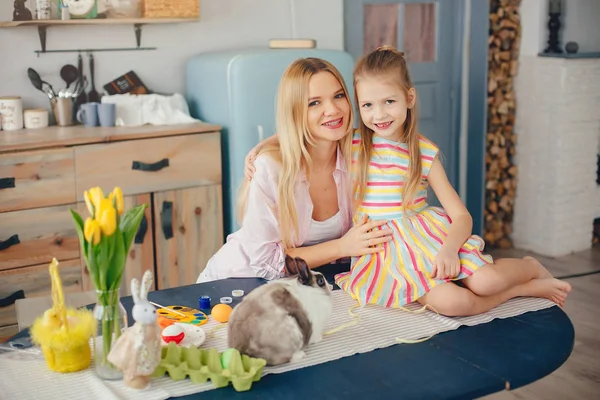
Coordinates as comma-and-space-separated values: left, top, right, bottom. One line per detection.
211, 304, 233, 323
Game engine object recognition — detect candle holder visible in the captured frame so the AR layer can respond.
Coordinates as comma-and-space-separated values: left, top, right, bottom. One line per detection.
544, 0, 563, 54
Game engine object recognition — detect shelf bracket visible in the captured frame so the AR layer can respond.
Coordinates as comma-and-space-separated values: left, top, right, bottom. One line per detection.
37, 25, 47, 53
134, 23, 143, 48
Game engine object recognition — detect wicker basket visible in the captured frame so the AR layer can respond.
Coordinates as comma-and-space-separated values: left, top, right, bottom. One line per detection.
142, 0, 199, 18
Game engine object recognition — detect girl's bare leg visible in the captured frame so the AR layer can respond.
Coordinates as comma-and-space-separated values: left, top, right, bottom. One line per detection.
462, 256, 555, 297
417, 278, 571, 317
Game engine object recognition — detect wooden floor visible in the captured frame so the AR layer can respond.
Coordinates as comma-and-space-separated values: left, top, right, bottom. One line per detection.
481, 246, 600, 400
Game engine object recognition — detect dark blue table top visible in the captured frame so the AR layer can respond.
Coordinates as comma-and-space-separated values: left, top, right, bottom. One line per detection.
8, 264, 574, 400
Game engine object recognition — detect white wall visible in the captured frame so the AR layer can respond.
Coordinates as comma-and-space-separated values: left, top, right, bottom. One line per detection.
519, 0, 600, 57
0, 0, 344, 110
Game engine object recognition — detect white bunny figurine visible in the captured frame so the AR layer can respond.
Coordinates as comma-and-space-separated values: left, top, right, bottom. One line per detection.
107, 270, 161, 389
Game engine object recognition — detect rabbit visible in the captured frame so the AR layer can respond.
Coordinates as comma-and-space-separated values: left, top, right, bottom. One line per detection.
227, 255, 333, 366
107, 270, 162, 390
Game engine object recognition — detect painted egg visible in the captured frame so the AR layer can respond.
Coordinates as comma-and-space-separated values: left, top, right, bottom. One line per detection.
211, 304, 233, 323
161, 324, 185, 344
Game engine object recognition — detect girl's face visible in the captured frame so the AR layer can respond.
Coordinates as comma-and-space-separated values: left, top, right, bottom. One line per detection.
306, 72, 351, 143
356, 76, 415, 142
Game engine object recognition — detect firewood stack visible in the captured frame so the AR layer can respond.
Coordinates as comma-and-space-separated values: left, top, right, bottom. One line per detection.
484, 0, 522, 249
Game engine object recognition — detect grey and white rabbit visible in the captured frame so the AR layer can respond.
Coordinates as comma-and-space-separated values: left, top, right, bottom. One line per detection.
227, 256, 333, 366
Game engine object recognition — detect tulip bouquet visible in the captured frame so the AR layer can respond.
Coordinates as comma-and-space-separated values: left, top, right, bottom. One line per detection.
70, 186, 147, 378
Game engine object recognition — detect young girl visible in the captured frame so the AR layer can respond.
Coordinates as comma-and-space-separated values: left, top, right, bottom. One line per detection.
334, 46, 571, 316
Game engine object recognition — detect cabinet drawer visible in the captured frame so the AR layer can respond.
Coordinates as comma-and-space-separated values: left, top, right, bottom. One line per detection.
0, 148, 76, 213
74, 133, 221, 199
0, 204, 80, 271
0, 259, 83, 332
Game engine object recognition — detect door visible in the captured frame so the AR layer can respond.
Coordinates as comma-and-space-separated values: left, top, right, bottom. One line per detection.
154, 185, 223, 290
344, 0, 463, 194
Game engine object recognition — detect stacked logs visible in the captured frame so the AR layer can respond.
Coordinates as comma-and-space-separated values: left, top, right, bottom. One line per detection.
484, 0, 522, 248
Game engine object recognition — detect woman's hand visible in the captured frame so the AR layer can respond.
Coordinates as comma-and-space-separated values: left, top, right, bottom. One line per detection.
336, 214, 393, 257
431, 246, 461, 280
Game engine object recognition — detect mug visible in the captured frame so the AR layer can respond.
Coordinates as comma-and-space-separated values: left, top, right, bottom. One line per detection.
98, 103, 117, 127
77, 102, 99, 127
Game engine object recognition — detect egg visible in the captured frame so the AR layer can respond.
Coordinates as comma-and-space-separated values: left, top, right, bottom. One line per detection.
211, 304, 233, 323
161, 324, 185, 344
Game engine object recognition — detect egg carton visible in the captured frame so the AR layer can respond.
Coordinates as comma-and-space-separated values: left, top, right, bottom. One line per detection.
152, 342, 267, 392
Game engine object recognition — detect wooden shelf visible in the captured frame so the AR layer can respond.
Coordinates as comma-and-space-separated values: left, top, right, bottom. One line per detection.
0, 17, 199, 28
0, 17, 199, 53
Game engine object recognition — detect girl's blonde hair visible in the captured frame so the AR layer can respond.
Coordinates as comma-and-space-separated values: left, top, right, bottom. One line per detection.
237, 57, 354, 249
353, 46, 421, 212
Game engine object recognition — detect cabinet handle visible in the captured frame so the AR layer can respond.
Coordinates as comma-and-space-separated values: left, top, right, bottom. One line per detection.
0, 177, 15, 189
134, 214, 148, 244
161, 201, 173, 239
131, 158, 169, 172
0, 234, 20, 251
0, 290, 25, 308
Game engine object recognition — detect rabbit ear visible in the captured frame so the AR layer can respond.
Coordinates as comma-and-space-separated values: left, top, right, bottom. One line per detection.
140, 270, 153, 301
130, 278, 140, 304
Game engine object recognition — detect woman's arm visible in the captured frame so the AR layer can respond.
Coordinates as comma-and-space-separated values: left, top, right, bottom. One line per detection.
240, 155, 290, 279
288, 215, 392, 270
427, 157, 473, 253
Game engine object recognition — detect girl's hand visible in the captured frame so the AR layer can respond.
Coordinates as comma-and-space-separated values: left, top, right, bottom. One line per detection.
337, 214, 393, 257
432, 246, 461, 280
244, 146, 259, 181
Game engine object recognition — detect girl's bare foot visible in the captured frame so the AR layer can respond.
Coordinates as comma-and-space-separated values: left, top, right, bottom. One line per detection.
518, 278, 571, 306
524, 256, 553, 279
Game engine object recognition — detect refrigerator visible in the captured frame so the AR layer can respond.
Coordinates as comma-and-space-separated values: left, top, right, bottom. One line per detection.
185, 48, 355, 237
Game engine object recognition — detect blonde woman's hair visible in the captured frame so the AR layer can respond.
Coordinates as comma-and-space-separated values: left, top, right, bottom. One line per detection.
237, 57, 354, 249
353, 46, 421, 212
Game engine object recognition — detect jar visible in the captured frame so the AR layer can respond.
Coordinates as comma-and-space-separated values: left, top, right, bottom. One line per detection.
0, 96, 24, 131
24, 109, 49, 129
36, 0, 51, 20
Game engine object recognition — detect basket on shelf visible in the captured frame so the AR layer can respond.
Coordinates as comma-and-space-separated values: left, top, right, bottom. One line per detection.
142, 0, 199, 18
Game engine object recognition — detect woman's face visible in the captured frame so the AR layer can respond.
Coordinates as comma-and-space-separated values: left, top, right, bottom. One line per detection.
306, 72, 351, 143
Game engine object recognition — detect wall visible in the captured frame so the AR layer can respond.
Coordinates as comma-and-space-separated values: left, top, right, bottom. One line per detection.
519, 0, 600, 57
0, 0, 344, 110
514, 0, 600, 255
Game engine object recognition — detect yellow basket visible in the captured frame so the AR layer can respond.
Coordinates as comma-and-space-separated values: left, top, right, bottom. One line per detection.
142, 0, 199, 18
41, 342, 91, 373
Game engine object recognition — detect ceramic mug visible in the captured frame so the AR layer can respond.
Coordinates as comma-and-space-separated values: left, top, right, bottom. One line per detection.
98, 103, 117, 127
76, 102, 99, 127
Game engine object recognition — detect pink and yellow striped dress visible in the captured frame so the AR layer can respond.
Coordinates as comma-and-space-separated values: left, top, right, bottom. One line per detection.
335, 132, 493, 308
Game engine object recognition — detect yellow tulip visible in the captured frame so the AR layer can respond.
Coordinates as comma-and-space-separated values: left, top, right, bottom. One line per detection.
88, 187, 105, 216
83, 190, 94, 216
84, 217, 101, 245
109, 187, 124, 215
97, 199, 117, 236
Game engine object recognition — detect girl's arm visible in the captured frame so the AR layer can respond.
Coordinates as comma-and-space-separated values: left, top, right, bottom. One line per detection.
245, 134, 278, 180
427, 157, 473, 253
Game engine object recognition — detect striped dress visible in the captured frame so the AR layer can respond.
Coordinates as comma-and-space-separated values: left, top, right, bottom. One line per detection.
335, 132, 493, 308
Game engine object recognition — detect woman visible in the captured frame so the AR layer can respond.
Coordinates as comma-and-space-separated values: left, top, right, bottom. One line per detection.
197, 57, 392, 283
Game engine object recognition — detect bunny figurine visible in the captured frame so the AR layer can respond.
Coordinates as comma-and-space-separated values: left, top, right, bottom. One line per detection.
107, 270, 161, 389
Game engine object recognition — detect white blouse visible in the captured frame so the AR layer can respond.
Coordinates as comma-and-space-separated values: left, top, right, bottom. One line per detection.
302, 210, 344, 247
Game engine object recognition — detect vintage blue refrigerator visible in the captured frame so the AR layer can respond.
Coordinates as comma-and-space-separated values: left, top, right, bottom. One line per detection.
185, 48, 355, 237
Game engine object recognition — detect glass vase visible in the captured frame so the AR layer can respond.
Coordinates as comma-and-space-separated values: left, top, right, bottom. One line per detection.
92, 289, 128, 380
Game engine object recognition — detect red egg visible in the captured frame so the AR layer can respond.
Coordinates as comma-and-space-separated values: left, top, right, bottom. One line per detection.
161, 324, 185, 344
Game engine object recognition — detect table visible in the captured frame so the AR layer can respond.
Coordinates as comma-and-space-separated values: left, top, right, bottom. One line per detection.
7, 264, 574, 400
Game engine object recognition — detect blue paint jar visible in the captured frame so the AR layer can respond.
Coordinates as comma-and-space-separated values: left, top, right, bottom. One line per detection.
199, 295, 211, 312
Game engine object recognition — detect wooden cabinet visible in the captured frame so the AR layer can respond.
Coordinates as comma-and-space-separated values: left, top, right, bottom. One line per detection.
0, 123, 223, 340
154, 185, 223, 290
